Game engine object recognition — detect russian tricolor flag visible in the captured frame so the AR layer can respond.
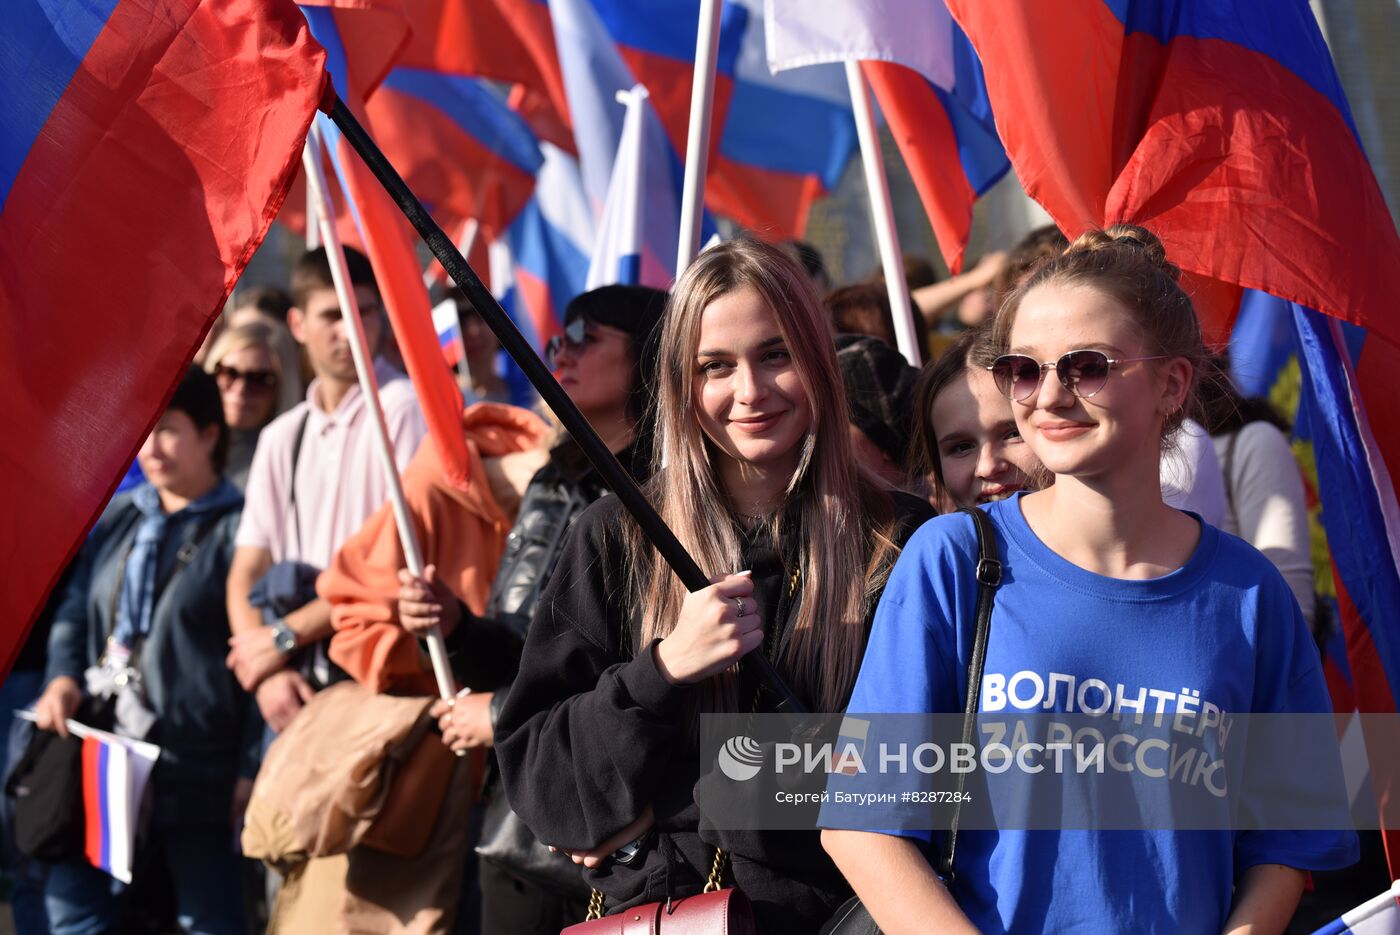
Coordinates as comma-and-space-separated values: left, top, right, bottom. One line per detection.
367, 69, 543, 241
432, 297, 465, 368
585, 86, 652, 289
765, 0, 1009, 272
500, 143, 594, 350
82, 731, 160, 884
1312, 880, 1400, 935
0, 0, 324, 644
709, 0, 859, 239
397, 0, 573, 149
554, 0, 851, 242
550, 0, 738, 287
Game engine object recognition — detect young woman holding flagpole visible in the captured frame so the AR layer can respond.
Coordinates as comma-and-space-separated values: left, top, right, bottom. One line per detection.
494, 239, 933, 933
821, 225, 1357, 934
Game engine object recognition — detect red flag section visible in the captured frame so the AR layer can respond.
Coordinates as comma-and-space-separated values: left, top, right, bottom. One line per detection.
332, 144, 474, 489
299, 0, 409, 102
300, 3, 473, 489
0, 0, 325, 661
397, 0, 572, 143
365, 69, 543, 242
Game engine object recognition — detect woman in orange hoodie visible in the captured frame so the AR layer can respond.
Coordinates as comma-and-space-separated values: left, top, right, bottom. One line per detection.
319, 400, 550, 694
251, 400, 549, 935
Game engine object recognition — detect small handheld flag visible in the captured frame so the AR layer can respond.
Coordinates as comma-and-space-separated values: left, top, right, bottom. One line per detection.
82, 731, 159, 884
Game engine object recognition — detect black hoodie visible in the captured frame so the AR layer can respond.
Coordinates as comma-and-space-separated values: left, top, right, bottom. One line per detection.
495, 490, 933, 933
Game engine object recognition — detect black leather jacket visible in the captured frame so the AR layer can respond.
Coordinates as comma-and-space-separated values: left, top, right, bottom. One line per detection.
487, 440, 621, 640
473, 436, 649, 722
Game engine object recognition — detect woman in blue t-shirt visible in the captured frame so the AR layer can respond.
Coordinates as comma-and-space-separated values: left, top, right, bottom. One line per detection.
822, 226, 1357, 934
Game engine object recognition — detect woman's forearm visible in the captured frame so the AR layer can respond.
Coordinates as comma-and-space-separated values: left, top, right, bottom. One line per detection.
1222, 864, 1306, 935
822, 829, 979, 935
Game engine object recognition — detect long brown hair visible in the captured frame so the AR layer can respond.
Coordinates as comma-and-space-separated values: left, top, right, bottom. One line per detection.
624, 239, 899, 713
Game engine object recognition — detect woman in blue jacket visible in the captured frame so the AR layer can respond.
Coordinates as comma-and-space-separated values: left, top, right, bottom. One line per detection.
34, 366, 254, 935
822, 227, 1357, 934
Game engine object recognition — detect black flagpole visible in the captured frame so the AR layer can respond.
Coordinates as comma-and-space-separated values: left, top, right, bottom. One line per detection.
327, 96, 804, 713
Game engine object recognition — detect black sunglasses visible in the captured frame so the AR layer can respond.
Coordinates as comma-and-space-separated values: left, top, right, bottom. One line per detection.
988, 350, 1166, 401
544, 318, 590, 368
214, 364, 278, 391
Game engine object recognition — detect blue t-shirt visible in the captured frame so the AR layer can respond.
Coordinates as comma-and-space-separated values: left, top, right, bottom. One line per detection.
836, 494, 1356, 934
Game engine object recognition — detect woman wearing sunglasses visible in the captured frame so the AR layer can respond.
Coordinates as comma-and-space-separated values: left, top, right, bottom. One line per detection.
823, 225, 1356, 933
203, 319, 303, 489
495, 239, 933, 932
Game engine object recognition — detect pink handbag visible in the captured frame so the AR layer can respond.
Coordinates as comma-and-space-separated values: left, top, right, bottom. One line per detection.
561, 850, 757, 935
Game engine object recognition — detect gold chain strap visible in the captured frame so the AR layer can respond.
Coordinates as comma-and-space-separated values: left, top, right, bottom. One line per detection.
703, 847, 727, 893
583, 845, 727, 920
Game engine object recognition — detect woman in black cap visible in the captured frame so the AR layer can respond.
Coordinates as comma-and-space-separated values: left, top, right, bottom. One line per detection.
396, 284, 670, 934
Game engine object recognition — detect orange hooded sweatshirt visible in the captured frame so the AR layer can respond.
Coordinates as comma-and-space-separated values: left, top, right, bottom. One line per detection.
319, 402, 548, 695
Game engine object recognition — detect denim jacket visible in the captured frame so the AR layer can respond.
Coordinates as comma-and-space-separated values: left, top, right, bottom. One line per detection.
46, 489, 261, 829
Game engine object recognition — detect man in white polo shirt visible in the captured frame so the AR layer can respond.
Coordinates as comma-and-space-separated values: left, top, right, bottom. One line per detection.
225, 246, 425, 731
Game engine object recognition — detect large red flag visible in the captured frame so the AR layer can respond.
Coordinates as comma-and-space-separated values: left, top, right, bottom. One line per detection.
945, 1, 1400, 347
0, 0, 326, 666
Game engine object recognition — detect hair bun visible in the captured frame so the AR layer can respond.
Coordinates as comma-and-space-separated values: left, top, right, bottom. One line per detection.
1065, 224, 1180, 281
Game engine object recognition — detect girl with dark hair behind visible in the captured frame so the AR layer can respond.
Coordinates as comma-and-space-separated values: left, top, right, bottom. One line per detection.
908, 326, 1045, 511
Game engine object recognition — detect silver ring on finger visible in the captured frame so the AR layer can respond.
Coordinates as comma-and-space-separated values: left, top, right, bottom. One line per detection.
733, 596, 748, 617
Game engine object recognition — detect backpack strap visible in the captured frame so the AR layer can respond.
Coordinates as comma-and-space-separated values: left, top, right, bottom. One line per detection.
937, 506, 1002, 882
105, 507, 230, 634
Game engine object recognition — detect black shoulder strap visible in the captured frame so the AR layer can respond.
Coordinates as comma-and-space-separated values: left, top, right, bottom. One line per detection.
287, 410, 311, 557
160, 509, 229, 594
104, 506, 232, 641
937, 506, 1002, 881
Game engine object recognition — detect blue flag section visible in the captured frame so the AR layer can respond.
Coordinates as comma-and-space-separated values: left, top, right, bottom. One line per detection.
1291, 305, 1400, 714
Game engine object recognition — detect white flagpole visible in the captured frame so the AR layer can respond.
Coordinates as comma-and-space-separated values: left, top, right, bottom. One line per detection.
588, 86, 650, 289
676, 0, 723, 275
452, 219, 479, 379
302, 125, 457, 703
845, 62, 922, 367
305, 165, 321, 250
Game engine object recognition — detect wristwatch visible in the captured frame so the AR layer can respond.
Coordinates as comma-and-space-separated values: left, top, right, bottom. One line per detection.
270, 620, 298, 655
